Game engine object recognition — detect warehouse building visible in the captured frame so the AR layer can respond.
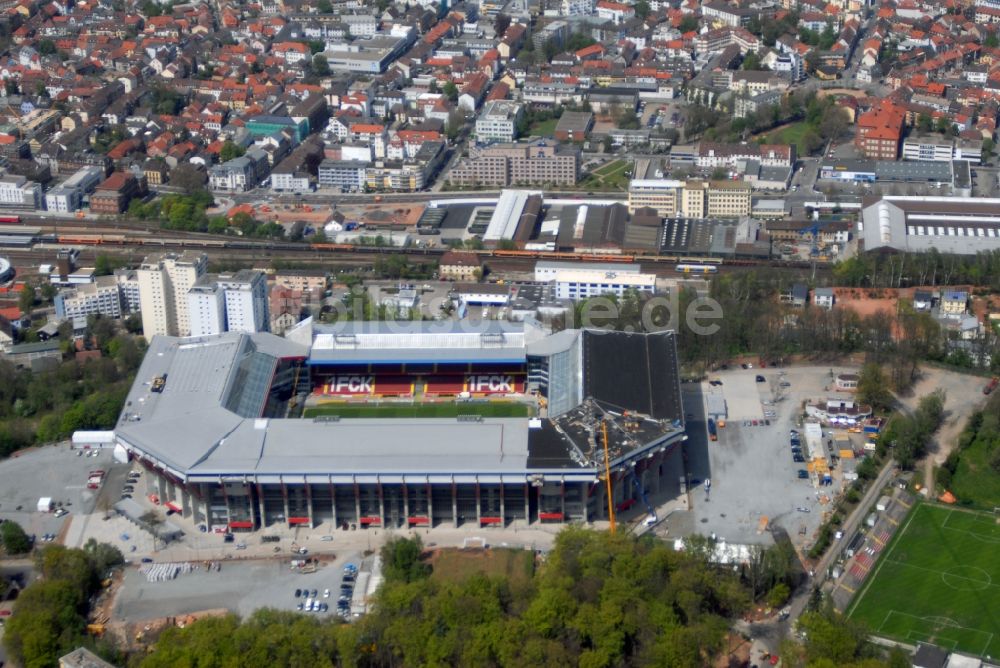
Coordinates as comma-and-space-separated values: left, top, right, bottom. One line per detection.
860, 196, 1000, 254
113, 322, 685, 531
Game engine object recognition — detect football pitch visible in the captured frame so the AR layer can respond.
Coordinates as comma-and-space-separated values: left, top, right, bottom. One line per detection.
847, 503, 1000, 658
302, 402, 532, 419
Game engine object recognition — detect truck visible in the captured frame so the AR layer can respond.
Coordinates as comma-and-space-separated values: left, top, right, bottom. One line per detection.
37, 497, 53, 513
707, 418, 717, 441
985, 377, 999, 395
87, 470, 105, 489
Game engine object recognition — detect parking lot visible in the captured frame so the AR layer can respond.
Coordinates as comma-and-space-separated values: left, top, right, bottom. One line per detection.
0, 444, 121, 543
113, 551, 364, 621
670, 365, 862, 548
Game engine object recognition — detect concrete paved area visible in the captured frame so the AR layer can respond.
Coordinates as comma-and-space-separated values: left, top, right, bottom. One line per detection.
671, 365, 862, 548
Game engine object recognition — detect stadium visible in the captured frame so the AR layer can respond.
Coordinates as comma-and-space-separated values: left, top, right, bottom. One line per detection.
112, 320, 686, 532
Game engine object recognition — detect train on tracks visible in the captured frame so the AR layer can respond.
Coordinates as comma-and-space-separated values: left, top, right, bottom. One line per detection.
33, 233, 813, 271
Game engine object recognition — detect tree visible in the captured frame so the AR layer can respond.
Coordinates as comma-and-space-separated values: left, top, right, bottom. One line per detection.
916, 113, 933, 133
0, 520, 31, 554
742, 50, 764, 71
381, 535, 430, 584
169, 163, 207, 191
312, 54, 330, 77
679, 15, 699, 33
219, 140, 246, 163
38, 39, 56, 56
857, 363, 893, 411
634, 0, 650, 18
935, 115, 952, 134
4, 79, 19, 96
18, 284, 34, 314
317, 0, 332, 11
442, 80, 459, 102
985, 33, 1000, 49
94, 254, 118, 277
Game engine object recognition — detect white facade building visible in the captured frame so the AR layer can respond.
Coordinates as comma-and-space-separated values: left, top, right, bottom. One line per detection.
53, 275, 123, 321
137, 252, 208, 339
0, 175, 42, 209
535, 261, 657, 299
475, 101, 524, 144
185, 270, 270, 336
187, 281, 227, 337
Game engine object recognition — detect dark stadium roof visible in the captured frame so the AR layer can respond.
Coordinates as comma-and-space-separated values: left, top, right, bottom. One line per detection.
583, 330, 682, 421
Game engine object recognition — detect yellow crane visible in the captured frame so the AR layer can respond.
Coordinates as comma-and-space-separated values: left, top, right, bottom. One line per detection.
601, 420, 616, 534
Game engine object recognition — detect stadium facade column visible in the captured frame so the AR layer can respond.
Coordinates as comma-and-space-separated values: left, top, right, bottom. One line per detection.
377, 477, 385, 526
402, 480, 409, 522
426, 480, 433, 526
499, 481, 505, 524
329, 479, 337, 528
475, 476, 482, 525
222, 479, 234, 528
353, 477, 361, 523
156, 475, 167, 504
304, 477, 314, 527
452, 477, 458, 526
524, 482, 530, 523
257, 483, 266, 528
560, 477, 566, 519
281, 480, 290, 526
581, 482, 589, 522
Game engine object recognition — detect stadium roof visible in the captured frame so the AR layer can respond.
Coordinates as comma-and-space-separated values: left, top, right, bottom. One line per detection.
115, 327, 686, 483
310, 321, 527, 364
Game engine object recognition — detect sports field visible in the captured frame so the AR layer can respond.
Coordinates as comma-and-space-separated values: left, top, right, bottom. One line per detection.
847, 503, 1000, 658
303, 402, 532, 419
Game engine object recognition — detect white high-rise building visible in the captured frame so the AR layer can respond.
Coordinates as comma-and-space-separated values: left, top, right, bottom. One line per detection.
187, 281, 226, 337
136, 252, 208, 339
219, 270, 270, 333
185, 270, 270, 336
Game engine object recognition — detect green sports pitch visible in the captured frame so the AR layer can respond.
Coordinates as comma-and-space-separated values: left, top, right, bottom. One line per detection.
302, 402, 532, 419
847, 503, 1000, 658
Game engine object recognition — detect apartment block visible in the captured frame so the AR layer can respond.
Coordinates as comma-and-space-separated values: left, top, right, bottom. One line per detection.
0, 174, 42, 210
136, 251, 208, 339
447, 142, 579, 187
187, 270, 270, 336
53, 275, 123, 322
475, 101, 524, 144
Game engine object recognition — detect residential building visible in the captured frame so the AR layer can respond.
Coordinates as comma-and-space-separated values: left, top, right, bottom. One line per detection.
53, 276, 123, 322
475, 101, 524, 144
115, 269, 141, 312
187, 270, 270, 336
245, 115, 309, 143
209, 149, 269, 192
855, 104, 905, 160
272, 270, 327, 295
696, 142, 795, 169
317, 160, 367, 191
0, 174, 42, 209
136, 251, 208, 339
90, 172, 143, 214
702, 1, 764, 27
941, 290, 968, 316
554, 111, 594, 142
814, 287, 835, 309
219, 270, 270, 333
187, 280, 226, 337
269, 286, 303, 335
535, 261, 656, 299
448, 141, 579, 187
439, 251, 482, 281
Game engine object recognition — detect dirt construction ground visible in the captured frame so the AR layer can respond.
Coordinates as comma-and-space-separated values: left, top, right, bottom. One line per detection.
896, 366, 991, 494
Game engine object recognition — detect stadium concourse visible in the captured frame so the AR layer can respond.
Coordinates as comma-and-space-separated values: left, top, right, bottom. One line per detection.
112, 320, 686, 533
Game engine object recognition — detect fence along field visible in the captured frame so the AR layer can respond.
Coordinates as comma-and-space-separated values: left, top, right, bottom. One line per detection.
847, 503, 1000, 658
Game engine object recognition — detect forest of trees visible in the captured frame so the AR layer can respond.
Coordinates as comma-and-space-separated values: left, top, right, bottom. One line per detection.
0, 316, 144, 458
3, 542, 125, 667
135, 531, 906, 667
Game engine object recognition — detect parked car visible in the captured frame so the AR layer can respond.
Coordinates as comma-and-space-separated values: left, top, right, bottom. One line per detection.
793, 454, 805, 462
755, 375, 765, 383
797, 470, 809, 479
323, 588, 330, 598
295, 589, 302, 598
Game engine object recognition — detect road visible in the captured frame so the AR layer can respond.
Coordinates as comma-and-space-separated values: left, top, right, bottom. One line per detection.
739, 459, 896, 660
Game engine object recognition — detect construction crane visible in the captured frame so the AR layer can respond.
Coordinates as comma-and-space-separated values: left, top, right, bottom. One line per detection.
601, 419, 616, 534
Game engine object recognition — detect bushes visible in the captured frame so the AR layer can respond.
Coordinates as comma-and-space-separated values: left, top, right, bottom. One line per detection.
0, 520, 31, 554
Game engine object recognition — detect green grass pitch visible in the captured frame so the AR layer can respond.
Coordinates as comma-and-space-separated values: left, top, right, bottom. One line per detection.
847, 503, 1000, 658
302, 402, 532, 419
